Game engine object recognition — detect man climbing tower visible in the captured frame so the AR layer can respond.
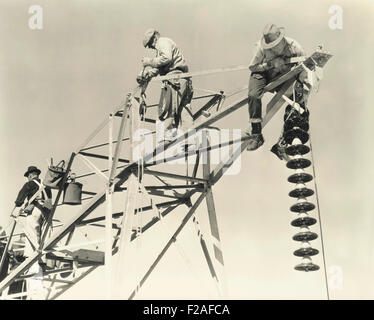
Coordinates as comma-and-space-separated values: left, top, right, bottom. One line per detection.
246, 23, 310, 160
12, 166, 52, 257
137, 28, 194, 143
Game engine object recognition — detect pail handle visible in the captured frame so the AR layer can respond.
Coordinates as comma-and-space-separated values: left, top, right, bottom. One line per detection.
55, 160, 65, 168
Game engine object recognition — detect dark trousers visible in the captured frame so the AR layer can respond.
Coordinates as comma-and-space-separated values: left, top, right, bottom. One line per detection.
247, 73, 269, 123
248, 72, 310, 138
159, 78, 193, 129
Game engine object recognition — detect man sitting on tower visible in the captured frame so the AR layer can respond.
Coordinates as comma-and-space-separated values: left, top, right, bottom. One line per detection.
136, 28, 194, 144
246, 23, 310, 160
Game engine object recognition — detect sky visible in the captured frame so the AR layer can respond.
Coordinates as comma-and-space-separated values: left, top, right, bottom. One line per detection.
0, 0, 374, 300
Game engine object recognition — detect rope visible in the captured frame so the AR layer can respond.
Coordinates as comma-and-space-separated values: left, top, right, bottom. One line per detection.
2, 220, 14, 235
180, 136, 223, 297
129, 136, 212, 300
133, 106, 211, 297
132, 94, 148, 296
226, 86, 248, 98
156, 201, 212, 296
284, 83, 330, 300
191, 212, 222, 298
131, 103, 142, 296
281, 81, 329, 299
153, 64, 250, 82
131, 174, 141, 296
309, 132, 330, 300
127, 184, 212, 299
137, 92, 148, 248
194, 87, 223, 95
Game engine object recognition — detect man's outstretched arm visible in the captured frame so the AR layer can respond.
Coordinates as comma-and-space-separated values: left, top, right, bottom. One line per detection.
142, 39, 173, 69
249, 43, 271, 72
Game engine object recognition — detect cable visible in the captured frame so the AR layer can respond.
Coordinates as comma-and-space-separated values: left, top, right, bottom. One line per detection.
226, 86, 248, 98
309, 132, 330, 300
132, 98, 148, 296
194, 87, 222, 95
157, 204, 212, 297
2, 220, 14, 235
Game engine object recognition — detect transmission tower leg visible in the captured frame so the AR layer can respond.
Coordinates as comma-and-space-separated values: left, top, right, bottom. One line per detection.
45, 228, 75, 300
114, 173, 137, 299
49, 266, 98, 300
105, 114, 114, 299
202, 130, 227, 298
0, 220, 16, 278
113, 95, 138, 298
128, 192, 207, 300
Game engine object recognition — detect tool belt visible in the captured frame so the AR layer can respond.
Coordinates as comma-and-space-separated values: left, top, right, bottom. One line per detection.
33, 179, 53, 211
158, 70, 193, 124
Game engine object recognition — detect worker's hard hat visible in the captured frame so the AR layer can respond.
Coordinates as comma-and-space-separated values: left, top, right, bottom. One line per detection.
261, 24, 285, 49
143, 28, 158, 48
24, 165, 41, 177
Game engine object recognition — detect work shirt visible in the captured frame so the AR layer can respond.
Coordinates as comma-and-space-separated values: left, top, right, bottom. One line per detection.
14, 178, 52, 207
146, 37, 189, 76
249, 36, 305, 79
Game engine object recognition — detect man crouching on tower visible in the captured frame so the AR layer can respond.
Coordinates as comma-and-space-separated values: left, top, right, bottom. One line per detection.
137, 29, 194, 144
246, 23, 309, 159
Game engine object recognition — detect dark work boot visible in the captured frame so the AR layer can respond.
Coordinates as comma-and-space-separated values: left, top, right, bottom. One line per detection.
270, 140, 291, 162
246, 134, 264, 151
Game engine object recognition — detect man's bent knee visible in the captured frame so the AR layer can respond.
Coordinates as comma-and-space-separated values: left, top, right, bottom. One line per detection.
248, 73, 266, 99
248, 92, 263, 100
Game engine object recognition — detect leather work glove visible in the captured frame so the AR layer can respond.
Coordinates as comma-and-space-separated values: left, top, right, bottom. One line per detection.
249, 61, 271, 72
136, 75, 147, 85
271, 57, 286, 69
11, 209, 21, 218
136, 66, 160, 86
142, 57, 152, 67
136, 68, 151, 85
298, 69, 308, 83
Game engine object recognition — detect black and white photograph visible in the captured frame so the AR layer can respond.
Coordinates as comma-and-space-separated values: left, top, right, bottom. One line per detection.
0, 0, 372, 306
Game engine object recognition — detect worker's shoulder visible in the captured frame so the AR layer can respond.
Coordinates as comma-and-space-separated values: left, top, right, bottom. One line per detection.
20, 180, 35, 190
284, 36, 303, 48
29, 179, 41, 188
251, 40, 263, 52
157, 37, 176, 47
253, 40, 262, 47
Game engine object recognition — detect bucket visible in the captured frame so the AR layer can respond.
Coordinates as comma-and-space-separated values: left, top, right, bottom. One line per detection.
44, 160, 66, 190
46, 258, 56, 269
55, 260, 73, 278
59, 262, 73, 278
63, 182, 83, 205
